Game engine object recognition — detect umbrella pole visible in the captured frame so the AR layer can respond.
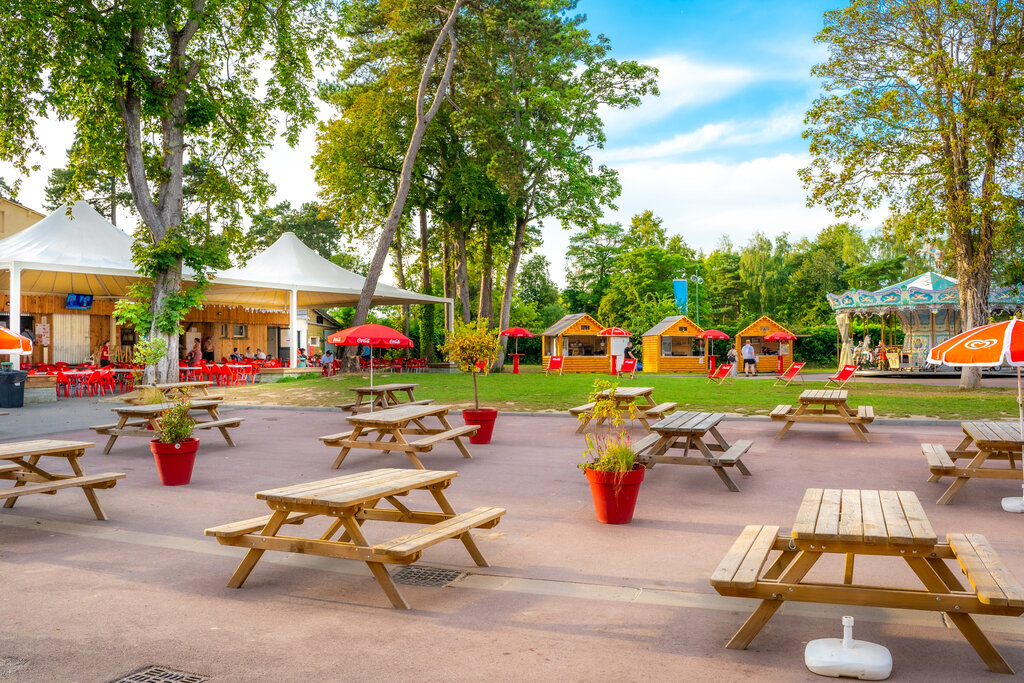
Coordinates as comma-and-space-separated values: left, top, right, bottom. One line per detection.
1000, 366, 1024, 512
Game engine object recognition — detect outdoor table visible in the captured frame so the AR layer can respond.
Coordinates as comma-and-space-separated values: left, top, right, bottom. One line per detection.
91, 399, 241, 453
205, 468, 505, 609
924, 421, 1024, 504
569, 386, 676, 433
711, 487, 1024, 673
226, 364, 255, 384
178, 366, 203, 381
337, 383, 429, 414
770, 389, 873, 441
319, 403, 478, 469
510, 353, 522, 374
148, 380, 218, 398
0, 439, 125, 520
636, 411, 753, 492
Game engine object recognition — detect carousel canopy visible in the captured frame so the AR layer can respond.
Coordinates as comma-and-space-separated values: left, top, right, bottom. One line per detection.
827, 271, 1024, 314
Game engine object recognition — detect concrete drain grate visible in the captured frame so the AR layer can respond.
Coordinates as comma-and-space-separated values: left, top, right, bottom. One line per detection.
391, 566, 464, 587
111, 666, 209, 682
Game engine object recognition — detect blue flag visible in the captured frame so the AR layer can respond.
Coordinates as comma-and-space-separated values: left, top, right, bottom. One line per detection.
673, 280, 688, 313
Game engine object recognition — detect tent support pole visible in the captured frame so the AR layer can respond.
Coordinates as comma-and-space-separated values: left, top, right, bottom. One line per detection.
289, 288, 298, 369
446, 300, 454, 334
9, 264, 21, 370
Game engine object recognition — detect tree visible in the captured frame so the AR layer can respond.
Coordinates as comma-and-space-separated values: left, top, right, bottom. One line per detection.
244, 202, 342, 260
563, 222, 626, 313
0, 0, 340, 381
43, 162, 133, 224
738, 232, 790, 318
516, 254, 560, 309
800, 0, 1024, 389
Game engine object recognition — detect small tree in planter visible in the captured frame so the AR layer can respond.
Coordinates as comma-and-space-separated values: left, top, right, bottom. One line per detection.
441, 318, 501, 444
577, 378, 644, 524
121, 336, 170, 405
149, 392, 199, 485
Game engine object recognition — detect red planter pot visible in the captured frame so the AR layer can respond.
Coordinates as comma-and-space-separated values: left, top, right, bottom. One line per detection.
462, 408, 498, 444
149, 437, 199, 486
585, 464, 646, 524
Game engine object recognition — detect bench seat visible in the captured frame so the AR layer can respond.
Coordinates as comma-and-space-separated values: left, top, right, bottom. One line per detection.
319, 430, 354, 444
710, 524, 780, 590
194, 418, 244, 430
923, 443, 956, 475
857, 405, 875, 422
408, 426, 479, 451
204, 512, 318, 538
948, 533, 1024, 607
90, 420, 149, 432
644, 402, 677, 417
633, 433, 662, 456
568, 402, 596, 416
769, 404, 792, 420
718, 439, 753, 465
372, 506, 505, 558
0, 472, 126, 500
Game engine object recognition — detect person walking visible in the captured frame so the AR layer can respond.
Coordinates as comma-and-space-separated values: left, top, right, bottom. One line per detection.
99, 340, 111, 367
741, 340, 757, 377
727, 346, 738, 376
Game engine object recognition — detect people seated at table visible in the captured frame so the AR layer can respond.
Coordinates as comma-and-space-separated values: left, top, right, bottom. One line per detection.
202, 336, 215, 362
321, 350, 334, 367
230, 347, 243, 362
244, 347, 254, 359
255, 348, 267, 360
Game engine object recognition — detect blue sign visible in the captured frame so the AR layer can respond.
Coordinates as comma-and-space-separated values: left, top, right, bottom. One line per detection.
672, 280, 688, 313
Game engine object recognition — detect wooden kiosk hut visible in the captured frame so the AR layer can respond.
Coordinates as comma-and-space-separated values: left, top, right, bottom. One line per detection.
541, 313, 610, 373
736, 316, 795, 374
641, 315, 707, 374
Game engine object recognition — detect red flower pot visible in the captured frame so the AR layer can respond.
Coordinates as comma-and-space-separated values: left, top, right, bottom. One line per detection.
149, 437, 199, 486
585, 464, 646, 524
462, 407, 498, 444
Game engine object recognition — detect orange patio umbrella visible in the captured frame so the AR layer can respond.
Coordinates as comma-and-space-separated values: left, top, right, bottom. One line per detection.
0, 327, 32, 356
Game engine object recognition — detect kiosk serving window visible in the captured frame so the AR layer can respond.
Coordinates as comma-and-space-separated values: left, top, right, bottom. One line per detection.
562, 335, 607, 357
661, 337, 699, 357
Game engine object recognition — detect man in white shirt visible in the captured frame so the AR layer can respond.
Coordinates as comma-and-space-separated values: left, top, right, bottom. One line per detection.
741, 341, 757, 376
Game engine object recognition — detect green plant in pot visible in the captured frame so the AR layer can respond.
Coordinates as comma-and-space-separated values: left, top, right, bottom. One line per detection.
149, 392, 199, 485
577, 379, 644, 524
123, 337, 170, 405
440, 318, 501, 444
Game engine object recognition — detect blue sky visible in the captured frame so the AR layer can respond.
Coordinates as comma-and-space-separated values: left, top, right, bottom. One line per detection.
4, 1, 871, 287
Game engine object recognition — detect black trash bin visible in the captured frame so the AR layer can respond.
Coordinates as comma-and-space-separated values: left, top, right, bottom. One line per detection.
0, 369, 28, 408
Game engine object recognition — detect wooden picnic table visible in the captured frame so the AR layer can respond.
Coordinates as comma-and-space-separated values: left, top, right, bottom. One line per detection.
712, 488, 1024, 673
205, 468, 505, 609
569, 386, 676, 433
770, 389, 874, 441
91, 399, 243, 453
336, 382, 430, 414
319, 403, 478, 469
923, 421, 1024, 504
634, 411, 753, 492
0, 440, 125, 520
148, 380, 218, 398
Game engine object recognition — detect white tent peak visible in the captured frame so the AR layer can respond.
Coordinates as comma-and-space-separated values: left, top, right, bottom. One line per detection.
0, 200, 135, 272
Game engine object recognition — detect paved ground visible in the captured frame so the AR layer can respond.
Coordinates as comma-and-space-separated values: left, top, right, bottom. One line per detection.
2, 400, 1024, 681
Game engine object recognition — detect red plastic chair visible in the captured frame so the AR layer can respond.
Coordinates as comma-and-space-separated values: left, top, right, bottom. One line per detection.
84, 370, 104, 397
824, 364, 858, 389
773, 362, 807, 387
706, 363, 734, 385
617, 357, 638, 378
545, 356, 564, 375
55, 371, 72, 398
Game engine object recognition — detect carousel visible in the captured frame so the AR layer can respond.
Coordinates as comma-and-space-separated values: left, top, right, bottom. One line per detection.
827, 272, 1024, 371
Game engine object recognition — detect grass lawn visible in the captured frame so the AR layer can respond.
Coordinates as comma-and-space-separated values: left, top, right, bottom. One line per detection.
222, 365, 1022, 421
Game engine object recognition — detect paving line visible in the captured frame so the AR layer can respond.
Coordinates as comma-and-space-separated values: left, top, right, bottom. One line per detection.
3, 512, 1023, 636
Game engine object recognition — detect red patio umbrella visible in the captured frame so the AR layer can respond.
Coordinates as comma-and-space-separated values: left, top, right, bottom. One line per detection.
0, 327, 32, 356
764, 332, 797, 341
499, 326, 535, 354
597, 327, 631, 336
696, 329, 730, 365
327, 323, 413, 391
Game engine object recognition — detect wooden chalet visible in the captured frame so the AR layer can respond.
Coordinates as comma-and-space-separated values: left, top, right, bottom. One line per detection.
736, 315, 794, 373
641, 315, 708, 374
541, 313, 609, 373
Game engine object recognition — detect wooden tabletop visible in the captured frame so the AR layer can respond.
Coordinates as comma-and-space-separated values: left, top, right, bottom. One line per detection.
350, 383, 418, 394
256, 468, 458, 508
149, 381, 214, 390
792, 488, 936, 547
113, 399, 221, 414
597, 386, 653, 398
0, 439, 94, 459
798, 389, 849, 403
962, 421, 1024, 449
346, 403, 451, 426
650, 411, 724, 434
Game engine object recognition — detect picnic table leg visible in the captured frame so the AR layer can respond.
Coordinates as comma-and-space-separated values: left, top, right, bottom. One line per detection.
438, 414, 473, 459
2, 455, 47, 509
835, 404, 868, 442
339, 516, 411, 609
226, 510, 289, 588
430, 488, 489, 567
575, 413, 593, 434
67, 451, 108, 521
843, 553, 855, 584
936, 451, 990, 504
331, 425, 364, 469
102, 414, 130, 454
726, 550, 821, 649
774, 405, 804, 439
694, 439, 740, 492
207, 406, 236, 447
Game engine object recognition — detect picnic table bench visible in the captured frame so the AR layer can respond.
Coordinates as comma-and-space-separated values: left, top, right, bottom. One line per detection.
569, 387, 676, 433
711, 488, 1024, 673
319, 403, 477, 469
335, 383, 432, 414
91, 399, 243, 453
205, 468, 505, 609
770, 389, 873, 441
0, 440, 125, 520
922, 420, 1023, 504
634, 411, 753, 492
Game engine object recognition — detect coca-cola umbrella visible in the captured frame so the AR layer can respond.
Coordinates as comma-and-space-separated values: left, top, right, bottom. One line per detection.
927, 319, 1024, 511
499, 326, 534, 355
696, 328, 729, 357
327, 323, 413, 392
597, 327, 631, 337
0, 327, 32, 356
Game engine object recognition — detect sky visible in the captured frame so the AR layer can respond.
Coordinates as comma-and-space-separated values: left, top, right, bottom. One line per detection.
2, 0, 866, 288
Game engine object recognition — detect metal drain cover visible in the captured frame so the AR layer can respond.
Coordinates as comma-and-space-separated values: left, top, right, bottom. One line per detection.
111, 666, 209, 682
391, 566, 464, 587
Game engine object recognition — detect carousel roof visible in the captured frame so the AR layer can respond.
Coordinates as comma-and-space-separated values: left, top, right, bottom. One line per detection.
827, 271, 1024, 312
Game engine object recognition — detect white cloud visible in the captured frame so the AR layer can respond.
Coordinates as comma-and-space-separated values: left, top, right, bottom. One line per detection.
598, 54, 755, 133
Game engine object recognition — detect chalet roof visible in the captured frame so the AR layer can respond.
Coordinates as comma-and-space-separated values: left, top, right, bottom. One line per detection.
737, 315, 793, 337
541, 313, 588, 337
642, 315, 704, 337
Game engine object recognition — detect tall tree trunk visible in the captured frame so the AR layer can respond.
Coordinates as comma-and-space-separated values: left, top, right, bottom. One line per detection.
346, 1, 463, 353
454, 223, 471, 323
109, 176, 117, 226
418, 208, 435, 361
477, 229, 493, 323
393, 229, 411, 349
493, 215, 528, 371
442, 238, 454, 300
